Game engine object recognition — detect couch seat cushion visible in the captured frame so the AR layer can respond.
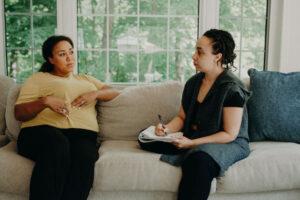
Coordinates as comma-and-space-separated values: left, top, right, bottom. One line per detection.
94, 140, 217, 193
217, 141, 300, 193
0, 142, 33, 195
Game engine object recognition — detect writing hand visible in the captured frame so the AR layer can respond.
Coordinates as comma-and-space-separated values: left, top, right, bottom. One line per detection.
155, 123, 169, 136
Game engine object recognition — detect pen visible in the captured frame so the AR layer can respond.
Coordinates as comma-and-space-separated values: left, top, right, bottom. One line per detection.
158, 114, 167, 136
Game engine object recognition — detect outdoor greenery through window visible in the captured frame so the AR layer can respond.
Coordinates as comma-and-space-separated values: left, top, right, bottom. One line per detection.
3, 0, 268, 83
219, 0, 268, 78
77, 0, 198, 84
4, 0, 57, 83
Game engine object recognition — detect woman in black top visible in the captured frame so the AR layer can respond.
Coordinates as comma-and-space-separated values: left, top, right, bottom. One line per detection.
139, 29, 251, 200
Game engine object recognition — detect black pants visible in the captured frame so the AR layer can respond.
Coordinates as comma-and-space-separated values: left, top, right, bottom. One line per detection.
17, 125, 99, 200
139, 141, 220, 200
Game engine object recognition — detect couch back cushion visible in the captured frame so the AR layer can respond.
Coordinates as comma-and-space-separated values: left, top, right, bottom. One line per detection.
97, 81, 183, 140
247, 69, 300, 142
0, 75, 15, 134
5, 85, 21, 140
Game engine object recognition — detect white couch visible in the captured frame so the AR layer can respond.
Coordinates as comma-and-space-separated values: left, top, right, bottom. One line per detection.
0, 75, 300, 200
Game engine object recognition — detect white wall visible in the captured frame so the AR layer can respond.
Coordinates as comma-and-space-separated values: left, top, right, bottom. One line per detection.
268, 0, 300, 72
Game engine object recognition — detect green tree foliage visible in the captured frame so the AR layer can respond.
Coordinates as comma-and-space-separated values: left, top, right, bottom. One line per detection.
4, 0, 56, 83
5, 0, 267, 83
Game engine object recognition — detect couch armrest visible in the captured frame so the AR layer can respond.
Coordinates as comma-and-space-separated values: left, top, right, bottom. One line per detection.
0, 134, 9, 147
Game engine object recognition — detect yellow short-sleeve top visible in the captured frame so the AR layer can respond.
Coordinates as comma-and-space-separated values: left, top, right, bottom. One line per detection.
16, 72, 105, 132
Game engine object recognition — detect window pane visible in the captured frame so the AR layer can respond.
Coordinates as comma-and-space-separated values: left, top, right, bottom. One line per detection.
32, 0, 56, 13
110, 17, 138, 49
77, 0, 107, 14
170, 0, 198, 15
241, 51, 264, 78
109, 0, 137, 15
219, 18, 241, 50
109, 51, 137, 82
219, 0, 241, 17
242, 18, 266, 51
169, 17, 197, 51
220, 0, 267, 77
243, 0, 267, 18
140, 0, 168, 15
78, 51, 107, 81
169, 50, 194, 81
33, 50, 43, 72
233, 50, 241, 74
4, 0, 30, 13
139, 52, 166, 83
78, 16, 106, 49
140, 17, 167, 50
5, 15, 31, 48
33, 16, 57, 49
7, 49, 33, 83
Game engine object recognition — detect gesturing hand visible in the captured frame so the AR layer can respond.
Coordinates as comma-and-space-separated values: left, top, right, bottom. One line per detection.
71, 91, 98, 108
43, 96, 69, 116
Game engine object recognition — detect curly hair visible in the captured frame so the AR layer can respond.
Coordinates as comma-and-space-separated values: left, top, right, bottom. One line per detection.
203, 29, 237, 70
39, 35, 74, 72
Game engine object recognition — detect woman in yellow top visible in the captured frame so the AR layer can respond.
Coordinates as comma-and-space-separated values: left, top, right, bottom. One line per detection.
15, 35, 119, 200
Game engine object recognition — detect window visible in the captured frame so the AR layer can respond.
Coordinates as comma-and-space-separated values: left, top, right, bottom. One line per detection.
2, 0, 269, 83
77, 0, 199, 84
219, 0, 268, 78
4, 0, 57, 83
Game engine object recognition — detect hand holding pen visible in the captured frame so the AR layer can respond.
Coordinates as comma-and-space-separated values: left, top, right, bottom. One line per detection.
155, 114, 168, 136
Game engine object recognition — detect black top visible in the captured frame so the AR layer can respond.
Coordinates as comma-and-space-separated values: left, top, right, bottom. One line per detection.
181, 69, 251, 140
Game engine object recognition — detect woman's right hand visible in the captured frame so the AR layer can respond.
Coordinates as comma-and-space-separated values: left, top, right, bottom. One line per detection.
43, 96, 69, 116
155, 123, 168, 136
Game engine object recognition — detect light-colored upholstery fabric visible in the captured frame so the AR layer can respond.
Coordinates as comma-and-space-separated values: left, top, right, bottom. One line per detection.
5, 85, 21, 141
0, 142, 33, 195
88, 190, 300, 200
217, 141, 300, 193
0, 134, 9, 147
0, 75, 15, 134
94, 140, 217, 193
97, 81, 183, 140
1, 190, 300, 200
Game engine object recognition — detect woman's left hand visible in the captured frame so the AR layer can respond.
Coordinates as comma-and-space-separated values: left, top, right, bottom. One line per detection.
172, 136, 196, 149
71, 91, 98, 108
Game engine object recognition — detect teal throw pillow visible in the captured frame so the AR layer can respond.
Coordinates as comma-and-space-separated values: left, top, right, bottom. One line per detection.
247, 69, 300, 142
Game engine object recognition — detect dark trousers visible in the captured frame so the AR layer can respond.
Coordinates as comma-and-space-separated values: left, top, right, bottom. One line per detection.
17, 125, 99, 200
139, 141, 220, 200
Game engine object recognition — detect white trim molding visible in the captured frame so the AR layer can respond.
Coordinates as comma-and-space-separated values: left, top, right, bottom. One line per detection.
266, 0, 281, 71
0, 0, 6, 75
198, 0, 219, 37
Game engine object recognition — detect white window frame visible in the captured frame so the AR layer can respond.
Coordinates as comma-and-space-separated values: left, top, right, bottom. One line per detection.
1, 0, 276, 77
0, 0, 6, 76
0, 0, 218, 77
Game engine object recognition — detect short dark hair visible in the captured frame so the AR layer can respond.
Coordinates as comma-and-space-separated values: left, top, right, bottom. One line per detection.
203, 29, 236, 70
39, 35, 74, 72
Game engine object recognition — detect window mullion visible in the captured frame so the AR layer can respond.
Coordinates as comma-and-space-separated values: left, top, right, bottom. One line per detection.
166, 0, 170, 80
106, 0, 109, 82
0, 2, 6, 75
